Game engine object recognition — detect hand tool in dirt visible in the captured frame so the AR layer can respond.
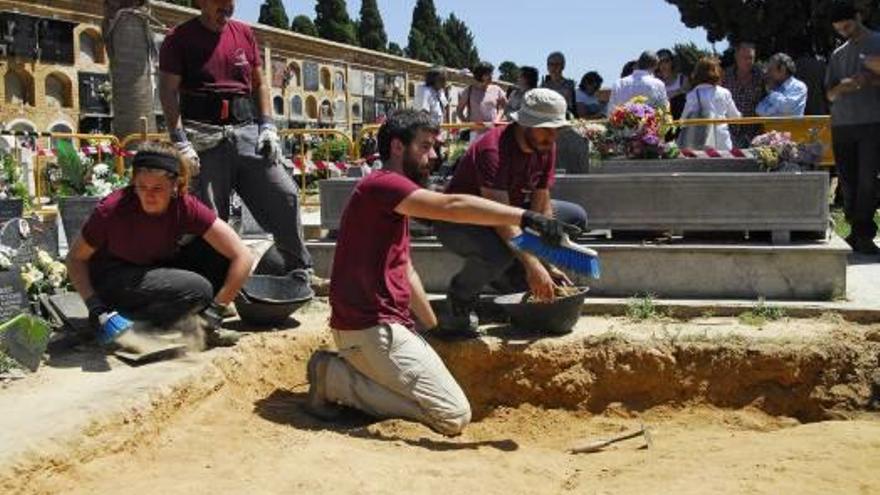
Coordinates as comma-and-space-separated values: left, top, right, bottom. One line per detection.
511, 231, 601, 279
0, 313, 52, 372
569, 423, 652, 454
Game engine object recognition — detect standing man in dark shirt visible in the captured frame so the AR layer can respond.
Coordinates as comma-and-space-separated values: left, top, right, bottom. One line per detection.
826, 2, 880, 254
159, 0, 313, 278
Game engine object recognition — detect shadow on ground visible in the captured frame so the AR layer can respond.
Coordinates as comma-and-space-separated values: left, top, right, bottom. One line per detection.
253, 389, 519, 452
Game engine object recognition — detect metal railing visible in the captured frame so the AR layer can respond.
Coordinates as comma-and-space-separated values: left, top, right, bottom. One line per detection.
354, 121, 492, 158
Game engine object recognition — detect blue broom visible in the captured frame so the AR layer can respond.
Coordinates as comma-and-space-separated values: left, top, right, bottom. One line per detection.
511, 231, 601, 279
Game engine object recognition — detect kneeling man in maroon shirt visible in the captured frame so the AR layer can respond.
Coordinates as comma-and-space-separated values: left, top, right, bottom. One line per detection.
305, 109, 577, 436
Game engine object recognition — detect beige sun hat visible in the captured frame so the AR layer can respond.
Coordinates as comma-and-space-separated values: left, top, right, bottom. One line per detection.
510, 88, 569, 128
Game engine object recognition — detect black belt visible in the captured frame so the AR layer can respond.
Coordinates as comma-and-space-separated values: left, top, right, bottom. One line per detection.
180, 93, 257, 125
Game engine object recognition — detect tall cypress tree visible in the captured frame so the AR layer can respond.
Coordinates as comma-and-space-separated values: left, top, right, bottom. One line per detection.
357, 0, 388, 52
406, 0, 445, 64
258, 0, 289, 30
315, 0, 358, 46
291, 15, 319, 37
387, 42, 404, 57
441, 13, 479, 70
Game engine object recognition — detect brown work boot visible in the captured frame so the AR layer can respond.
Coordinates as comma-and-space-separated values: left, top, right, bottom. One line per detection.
305, 350, 344, 421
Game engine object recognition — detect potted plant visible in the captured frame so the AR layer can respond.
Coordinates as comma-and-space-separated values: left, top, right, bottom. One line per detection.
49, 140, 128, 245
0, 151, 30, 222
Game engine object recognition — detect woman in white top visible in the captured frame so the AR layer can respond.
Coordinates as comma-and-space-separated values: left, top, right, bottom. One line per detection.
681, 57, 741, 150
414, 66, 448, 127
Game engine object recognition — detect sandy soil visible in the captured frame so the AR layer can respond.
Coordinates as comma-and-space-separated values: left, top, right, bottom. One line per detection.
38, 396, 880, 495
7, 303, 880, 495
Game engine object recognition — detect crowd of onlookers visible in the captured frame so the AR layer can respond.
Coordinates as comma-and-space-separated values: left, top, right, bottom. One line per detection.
414, 42, 826, 151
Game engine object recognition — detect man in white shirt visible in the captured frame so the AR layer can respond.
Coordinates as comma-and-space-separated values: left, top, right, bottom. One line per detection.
608, 51, 669, 111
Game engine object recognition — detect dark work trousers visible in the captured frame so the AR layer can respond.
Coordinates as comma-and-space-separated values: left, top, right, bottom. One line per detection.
832, 123, 880, 242
89, 239, 229, 327
435, 199, 587, 303
194, 123, 311, 272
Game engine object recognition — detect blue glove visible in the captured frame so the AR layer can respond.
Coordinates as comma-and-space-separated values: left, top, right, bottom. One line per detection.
96, 311, 134, 345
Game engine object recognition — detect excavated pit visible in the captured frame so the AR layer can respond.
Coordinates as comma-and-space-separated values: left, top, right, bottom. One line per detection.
4, 304, 880, 494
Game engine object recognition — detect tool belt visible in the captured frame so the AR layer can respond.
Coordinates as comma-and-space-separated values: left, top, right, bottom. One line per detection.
180, 92, 257, 125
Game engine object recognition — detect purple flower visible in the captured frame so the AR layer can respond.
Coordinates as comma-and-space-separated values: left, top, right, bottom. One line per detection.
642, 133, 660, 146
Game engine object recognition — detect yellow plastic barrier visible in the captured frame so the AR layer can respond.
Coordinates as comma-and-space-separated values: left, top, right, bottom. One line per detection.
674, 116, 834, 166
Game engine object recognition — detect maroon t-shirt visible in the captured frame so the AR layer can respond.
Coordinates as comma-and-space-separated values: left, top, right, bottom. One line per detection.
159, 18, 260, 95
446, 124, 556, 207
329, 170, 421, 331
81, 188, 217, 265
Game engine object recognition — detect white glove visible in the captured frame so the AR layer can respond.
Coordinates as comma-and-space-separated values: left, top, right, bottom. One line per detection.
258, 123, 283, 164
174, 140, 201, 177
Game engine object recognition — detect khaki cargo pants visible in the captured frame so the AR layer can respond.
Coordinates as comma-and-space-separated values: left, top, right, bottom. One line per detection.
324, 323, 472, 436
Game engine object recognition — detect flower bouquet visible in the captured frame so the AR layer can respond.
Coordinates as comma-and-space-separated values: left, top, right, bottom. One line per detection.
750, 131, 821, 172
20, 248, 70, 299
604, 97, 679, 159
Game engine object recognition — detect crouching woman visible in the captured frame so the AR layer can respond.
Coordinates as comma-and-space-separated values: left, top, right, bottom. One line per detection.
66, 142, 253, 347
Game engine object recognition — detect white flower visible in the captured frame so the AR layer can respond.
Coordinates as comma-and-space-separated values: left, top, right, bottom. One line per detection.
48, 273, 64, 288
36, 249, 54, 271
49, 261, 67, 279
92, 163, 110, 178
0, 253, 11, 271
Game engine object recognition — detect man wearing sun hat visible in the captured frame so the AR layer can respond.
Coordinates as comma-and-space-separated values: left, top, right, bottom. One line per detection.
436, 88, 588, 338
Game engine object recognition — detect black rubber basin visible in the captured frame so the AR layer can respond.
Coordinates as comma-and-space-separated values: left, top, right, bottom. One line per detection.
493, 288, 588, 335
235, 270, 314, 327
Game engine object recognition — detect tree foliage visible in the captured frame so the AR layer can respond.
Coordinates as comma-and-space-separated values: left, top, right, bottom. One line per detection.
672, 42, 713, 77
440, 13, 480, 70
665, 0, 880, 59
406, 0, 446, 64
358, 0, 388, 51
258, 0, 289, 30
315, 0, 358, 45
291, 15, 319, 37
387, 42, 405, 57
498, 61, 520, 83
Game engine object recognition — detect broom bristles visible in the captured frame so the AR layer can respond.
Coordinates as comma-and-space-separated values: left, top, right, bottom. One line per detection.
511, 232, 601, 279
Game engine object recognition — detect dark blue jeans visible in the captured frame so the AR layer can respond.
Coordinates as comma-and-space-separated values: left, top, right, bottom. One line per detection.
435, 200, 587, 303
832, 123, 880, 242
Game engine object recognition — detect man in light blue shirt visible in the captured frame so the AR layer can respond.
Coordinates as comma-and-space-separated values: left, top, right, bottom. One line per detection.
756, 53, 808, 116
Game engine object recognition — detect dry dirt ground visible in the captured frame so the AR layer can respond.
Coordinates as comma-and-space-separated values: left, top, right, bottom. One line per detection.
5, 302, 880, 495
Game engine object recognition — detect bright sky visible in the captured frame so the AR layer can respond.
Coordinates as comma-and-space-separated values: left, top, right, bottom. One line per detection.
237, 0, 718, 84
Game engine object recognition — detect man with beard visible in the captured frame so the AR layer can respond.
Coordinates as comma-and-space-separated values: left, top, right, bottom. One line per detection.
436, 89, 588, 337
159, 0, 315, 288
825, 1, 880, 255
305, 110, 577, 436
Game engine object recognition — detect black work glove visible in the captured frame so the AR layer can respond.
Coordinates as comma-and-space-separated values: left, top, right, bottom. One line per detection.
199, 301, 226, 331
520, 210, 581, 246
85, 294, 110, 323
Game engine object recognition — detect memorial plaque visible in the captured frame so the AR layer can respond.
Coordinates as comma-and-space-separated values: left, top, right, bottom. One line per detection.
349, 69, 363, 96
0, 271, 27, 323
374, 73, 386, 98
271, 58, 286, 88
303, 61, 320, 92
362, 72, 375, 97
